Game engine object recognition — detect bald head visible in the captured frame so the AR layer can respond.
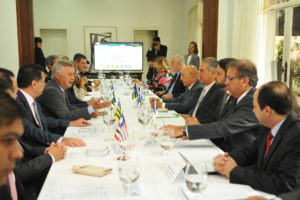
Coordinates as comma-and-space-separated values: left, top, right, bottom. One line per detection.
171, 54, 186, 73
180, 65, 198, 87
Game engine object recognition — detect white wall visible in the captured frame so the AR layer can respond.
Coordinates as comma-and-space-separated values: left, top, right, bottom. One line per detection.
33, 0, 196, 62
217, 0, 234, 59
0, 0, 19, 75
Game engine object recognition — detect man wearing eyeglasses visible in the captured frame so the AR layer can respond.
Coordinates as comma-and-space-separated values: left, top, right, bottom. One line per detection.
165, 60, 263, 152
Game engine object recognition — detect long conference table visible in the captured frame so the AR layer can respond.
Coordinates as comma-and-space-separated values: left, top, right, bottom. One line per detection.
38, 81, 275, 200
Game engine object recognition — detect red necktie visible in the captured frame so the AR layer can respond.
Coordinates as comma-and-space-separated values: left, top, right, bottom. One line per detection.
8, 172, 18, 200
265, 131, 273, 156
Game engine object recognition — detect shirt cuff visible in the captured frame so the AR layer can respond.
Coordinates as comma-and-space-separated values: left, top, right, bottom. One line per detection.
183, 126, 189, 137
48, 153, 55, 163
162, 103, 165, 108
57, 137, 63, 143
87, 105, 95, 114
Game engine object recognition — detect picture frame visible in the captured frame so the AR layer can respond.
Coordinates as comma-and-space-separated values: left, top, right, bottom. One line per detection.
84, 26, 118, 69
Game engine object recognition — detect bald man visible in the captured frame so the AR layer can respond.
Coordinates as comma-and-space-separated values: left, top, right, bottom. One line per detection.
151, 65, 203, 114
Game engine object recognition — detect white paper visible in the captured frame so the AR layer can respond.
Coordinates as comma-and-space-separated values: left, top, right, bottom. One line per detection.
161, 157, 186, 182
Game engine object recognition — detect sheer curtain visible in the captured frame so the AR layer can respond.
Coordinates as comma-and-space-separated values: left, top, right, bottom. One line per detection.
188, 0, 203, 60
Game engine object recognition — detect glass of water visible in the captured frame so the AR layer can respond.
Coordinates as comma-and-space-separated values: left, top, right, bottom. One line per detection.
103, 105, 116, 135
118, 155, 140, 196
159, 128, 175, 155
185, 162, 208, 195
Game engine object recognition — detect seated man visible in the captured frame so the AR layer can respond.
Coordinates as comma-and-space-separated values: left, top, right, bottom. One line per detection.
38, 60, 110, 121
150, 65, 202, 114
155, 54, 186, 99
166, 60, 262, 152
45, 55, 59, 83
0, 92, 24, 199
213, 81, 300, 195
15, 64, 88, 147
73, 53, 92, 92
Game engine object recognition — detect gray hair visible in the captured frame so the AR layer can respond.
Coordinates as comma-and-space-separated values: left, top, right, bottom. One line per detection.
51, 60, 74, 79
173, 54, 186, 66
227, 59, 258, 87
202, 57, 218, 72
46, 55, 59, 66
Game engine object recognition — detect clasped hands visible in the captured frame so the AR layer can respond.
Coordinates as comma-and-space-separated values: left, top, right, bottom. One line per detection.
213, 152, 238, 178
149, 97, 162, 108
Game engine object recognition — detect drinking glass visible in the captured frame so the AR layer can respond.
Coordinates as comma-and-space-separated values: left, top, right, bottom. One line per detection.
115, 129, 135, 160
137, 104, 151, 130
185, 162, 208, 195
159, 128, 176, 155
103, 105, 116, 135
150, 119, 164, 153
118, 155, 140, 196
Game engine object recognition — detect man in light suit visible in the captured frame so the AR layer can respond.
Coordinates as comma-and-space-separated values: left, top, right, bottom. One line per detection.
38, 60, 109, 121
166, 60, 262, 152
155, 54, 186, 99
151, 65, 202, 114
214, 81, 300, 195
16, 64, 88, 147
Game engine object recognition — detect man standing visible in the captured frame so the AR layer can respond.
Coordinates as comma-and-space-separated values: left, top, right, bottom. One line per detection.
146, 36, 168, 59
213, 81, 300, 195
156, 54, 186, 99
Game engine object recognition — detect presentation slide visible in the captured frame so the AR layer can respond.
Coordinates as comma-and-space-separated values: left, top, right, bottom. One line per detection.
94, 42, 143, 71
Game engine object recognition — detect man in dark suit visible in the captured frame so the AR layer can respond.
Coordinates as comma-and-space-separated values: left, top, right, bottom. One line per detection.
214, 81, 300, 195
167, 60, 261, 152
45, 55, 58, 83
17, 64, 89, 147
146, 36, 168, 59
0, 92, 24, 199
151, 65, 202, 114
38, 60, 110, 121
73, 53, 93, 92
155, 54, 186, 99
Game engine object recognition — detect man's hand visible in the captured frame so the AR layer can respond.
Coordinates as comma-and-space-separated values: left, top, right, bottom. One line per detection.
223, 156, 237, 178
155, 91, 165, 96
150, 97, 160, 108
92, 101, 111, 109
247, 196, 269, 200
186, 116, 201, 126
79, 77, 88, 89
93, 86, 99, 91
46, 142, 67, 162
61, 137, 86, 147
69, 118, 92, 127
162, 94, 173, 99
93, 80, 101, 86
213, 153, 229, 175
178, 114, 191, 120
164, 125, 184, 138
87, 97, 96, 106
91, 110, 99, 118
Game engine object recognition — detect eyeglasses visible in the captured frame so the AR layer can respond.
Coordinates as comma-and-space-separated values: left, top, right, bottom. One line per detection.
225, 76, 240, 82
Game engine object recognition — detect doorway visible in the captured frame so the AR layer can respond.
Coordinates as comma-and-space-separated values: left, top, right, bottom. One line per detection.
40, 29, 68, 58
133, 30, 157, 81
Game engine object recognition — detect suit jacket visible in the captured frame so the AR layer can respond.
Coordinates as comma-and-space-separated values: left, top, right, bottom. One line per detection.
279, 187, 300, 200
163, 80, 202, 114
215, 93, 237, 120
0, 178, 26, 200
45, 71, 52, 83
66, 86, 88, 108
164, 72, 186, 98
38, 80, 91, 120
16, 90, 69, 146
14, 140, 52, 200
229, 112, 300, 195
188, 82, 224, 124
35, 47, 45, 69
187, 88, 262, 152
146, 44, 168, 58
186, 54, 200, 69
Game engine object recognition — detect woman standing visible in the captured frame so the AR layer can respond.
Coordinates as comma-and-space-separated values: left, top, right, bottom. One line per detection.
186, 41, 200, 69
34, 37, 46, 70
152, 56, 172, 93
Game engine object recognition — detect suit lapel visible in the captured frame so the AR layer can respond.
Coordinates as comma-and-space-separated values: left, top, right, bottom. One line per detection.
198, 83, 216, 108
261, 113, 296, 170
18, 91, 39, 126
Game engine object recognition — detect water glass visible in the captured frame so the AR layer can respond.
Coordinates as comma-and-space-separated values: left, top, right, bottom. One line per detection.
159, 128, 176, 155
185, 162, 208, 195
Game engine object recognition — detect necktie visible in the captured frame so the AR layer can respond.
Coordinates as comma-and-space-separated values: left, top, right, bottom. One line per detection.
8, 172, 18, 200
265, 131, 273, 156
218, 93, 230, 116
192, 88, 206, 116
167, 73, 177, 94
32, 101, 43, 130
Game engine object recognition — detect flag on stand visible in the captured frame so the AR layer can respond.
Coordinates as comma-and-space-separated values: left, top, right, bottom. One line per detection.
111, 85, 116, 105
153, 100, 158, 119
115, 101, 122, 122
114, 113, 129, 142
132, 83, 138, 100
136, 92, 143, 106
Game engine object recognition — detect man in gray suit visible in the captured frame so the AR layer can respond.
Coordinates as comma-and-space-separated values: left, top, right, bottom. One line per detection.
39, 60, 110, 121
150, 65, 202, 114
166, 60, 263, 152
